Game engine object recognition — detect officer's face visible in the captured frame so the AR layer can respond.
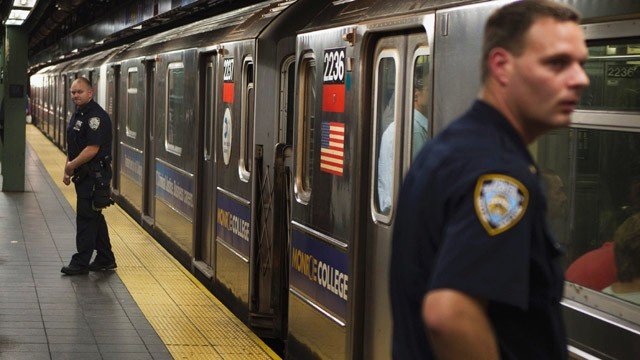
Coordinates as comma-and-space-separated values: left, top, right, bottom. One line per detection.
70, 80, 93, 107
507, 17, 589, 133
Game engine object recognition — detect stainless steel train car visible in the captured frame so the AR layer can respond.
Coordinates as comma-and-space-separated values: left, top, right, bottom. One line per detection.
30, 0, 640, 358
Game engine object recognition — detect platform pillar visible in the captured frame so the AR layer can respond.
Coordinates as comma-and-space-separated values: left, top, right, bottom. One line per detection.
1, 26, 28, 192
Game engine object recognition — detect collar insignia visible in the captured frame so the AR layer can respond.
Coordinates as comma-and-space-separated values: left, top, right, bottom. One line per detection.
89, 117, 100, 130
474, 174, 529, 236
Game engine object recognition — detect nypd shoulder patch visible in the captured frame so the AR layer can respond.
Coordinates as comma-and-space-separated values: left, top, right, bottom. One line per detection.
474, 174, 529, 236
89, 117, 100, 130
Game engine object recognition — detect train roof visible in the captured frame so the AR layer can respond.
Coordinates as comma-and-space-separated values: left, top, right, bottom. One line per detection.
301, 0, 640, 32
300, 0, 476, 31
111, 0, 297, 61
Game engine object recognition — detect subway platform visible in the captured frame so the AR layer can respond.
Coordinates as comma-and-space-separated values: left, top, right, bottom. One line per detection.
0, 125, 279, 360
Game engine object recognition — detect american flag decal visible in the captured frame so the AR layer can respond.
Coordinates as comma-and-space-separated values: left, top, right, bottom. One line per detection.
320, 122, 345, 176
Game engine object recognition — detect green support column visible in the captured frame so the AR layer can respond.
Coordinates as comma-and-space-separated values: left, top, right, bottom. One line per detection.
1, 26, 27, 192
0, 42, 4, 160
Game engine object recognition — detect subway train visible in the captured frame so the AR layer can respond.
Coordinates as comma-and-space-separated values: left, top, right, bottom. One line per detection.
29, 0, 640, 358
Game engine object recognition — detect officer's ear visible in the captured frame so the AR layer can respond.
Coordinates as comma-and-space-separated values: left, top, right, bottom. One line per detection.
487, 47, 512, 87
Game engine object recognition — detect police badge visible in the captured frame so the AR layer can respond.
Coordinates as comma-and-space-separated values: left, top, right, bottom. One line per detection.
89, 117, 100, 130
474, 174, 529, 236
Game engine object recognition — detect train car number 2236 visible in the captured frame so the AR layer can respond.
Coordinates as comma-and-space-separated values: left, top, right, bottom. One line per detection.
324, 48, 346, 84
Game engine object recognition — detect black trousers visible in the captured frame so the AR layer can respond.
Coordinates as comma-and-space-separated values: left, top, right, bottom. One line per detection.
70, 174, 115, 267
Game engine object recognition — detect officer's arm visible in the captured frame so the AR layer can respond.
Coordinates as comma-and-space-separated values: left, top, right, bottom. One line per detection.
65, 145, 99, 175
423, 289, 499, 360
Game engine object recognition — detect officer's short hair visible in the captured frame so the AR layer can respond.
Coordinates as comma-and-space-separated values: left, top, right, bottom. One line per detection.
74, 77, 92, 89
481, 0, 581, 82
613, 215, 640, 282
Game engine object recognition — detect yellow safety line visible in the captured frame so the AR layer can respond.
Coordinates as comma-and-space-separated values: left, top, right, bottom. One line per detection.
26, 125, 280, 360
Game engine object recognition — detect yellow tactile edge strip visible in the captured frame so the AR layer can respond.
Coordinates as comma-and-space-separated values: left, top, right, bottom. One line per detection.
26, 125, 280, 360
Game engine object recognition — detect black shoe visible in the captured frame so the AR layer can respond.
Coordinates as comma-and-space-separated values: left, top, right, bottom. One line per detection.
88, 261, 117, 271
61, 264, 89, 275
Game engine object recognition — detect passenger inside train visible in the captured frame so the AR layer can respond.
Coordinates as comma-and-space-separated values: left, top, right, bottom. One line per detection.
377, 61, 430, 213
603, 213, 640, 304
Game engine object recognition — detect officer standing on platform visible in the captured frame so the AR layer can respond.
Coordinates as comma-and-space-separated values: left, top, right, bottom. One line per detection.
389, 1, 589, 359
61, 77, 117, 275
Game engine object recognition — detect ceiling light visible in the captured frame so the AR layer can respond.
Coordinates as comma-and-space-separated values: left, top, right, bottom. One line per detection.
9, 9, 30, 20
4, 19, 24, 26
14, 0, 36, 8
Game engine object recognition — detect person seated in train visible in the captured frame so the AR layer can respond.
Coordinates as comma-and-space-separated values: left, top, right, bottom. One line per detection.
602, 213, 640, 304
566, 179, 640, 290
377, 69, 429, 213
565, 241, 617, 291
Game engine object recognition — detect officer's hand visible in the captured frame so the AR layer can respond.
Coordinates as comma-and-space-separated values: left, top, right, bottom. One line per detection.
63, 174, 71, 186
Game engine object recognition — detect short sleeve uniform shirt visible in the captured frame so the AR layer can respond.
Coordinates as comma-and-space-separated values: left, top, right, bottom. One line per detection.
389, 101, 566, 359
66, 99, 112, 162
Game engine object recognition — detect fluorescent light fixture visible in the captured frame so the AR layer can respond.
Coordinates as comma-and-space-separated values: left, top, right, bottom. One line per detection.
4, 19, 24, 25
14, 0, 36, 8
9, 9, 30, 20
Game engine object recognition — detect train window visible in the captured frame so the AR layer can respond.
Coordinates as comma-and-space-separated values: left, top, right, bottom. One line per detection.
579, 41, 640, 111
93, 72, 100, 102
166, 62, 185, 156
535, 127, 640, 310
204, 63, 214, 160
295, 53, 316, 204
280, 56, 296, 145
126, 68, 139, 139
239, 58, 254, 182
374, 51, 399, 220
410, 50, 430, 161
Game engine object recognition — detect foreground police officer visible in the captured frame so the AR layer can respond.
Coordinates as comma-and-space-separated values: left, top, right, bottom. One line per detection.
61, 77, 117, 275
389, 1, 589, 359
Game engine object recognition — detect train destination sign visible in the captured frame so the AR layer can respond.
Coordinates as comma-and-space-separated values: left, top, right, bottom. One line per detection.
290, 229, 349, 321
216, 191, 251, 259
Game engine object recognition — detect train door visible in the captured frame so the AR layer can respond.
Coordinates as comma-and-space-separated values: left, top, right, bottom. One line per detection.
196, 53, 218, 275
266, 54, 296, 339
363, 30, 431, 359
64, 74, 76, 151
52, 76, 58, 146
58, 75, 66, 147
107, 65, 120, 191
117, 60, 145, 215
213, 43, 254, 315
142, 58, 157, 227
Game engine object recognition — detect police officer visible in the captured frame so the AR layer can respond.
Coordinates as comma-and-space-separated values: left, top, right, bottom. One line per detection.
61, 77, 117, 275
389, 1, 589, 359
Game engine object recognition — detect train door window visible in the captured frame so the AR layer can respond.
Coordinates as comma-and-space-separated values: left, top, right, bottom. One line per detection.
372, 49, 400, 221
295, 52, 316, 204
166, 62, 185, 156
126, 68, 139, 139
67, 75, 75, 117
93, 71, 100, 102
579, 41, 640, 111
533, 39, 640, 312
44, 77, 48, 112
280, 55, 296, 145
204, 62, 214, 160
239, 58, 254, 182
409, 48, 430, 161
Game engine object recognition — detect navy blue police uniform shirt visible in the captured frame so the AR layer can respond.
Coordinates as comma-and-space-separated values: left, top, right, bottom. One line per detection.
389, 100, 566, 360
66, 99, 112, 165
